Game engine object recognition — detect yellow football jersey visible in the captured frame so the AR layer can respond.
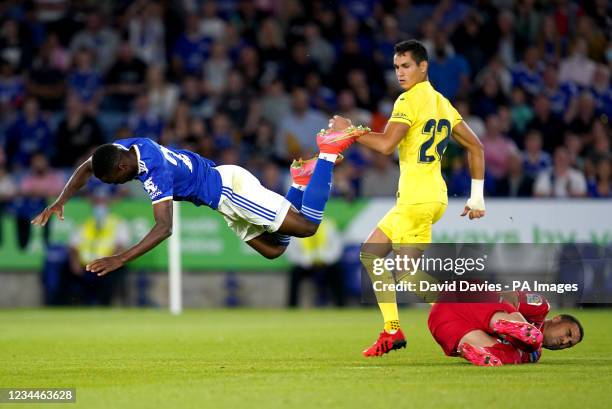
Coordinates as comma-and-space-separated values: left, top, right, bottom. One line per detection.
388, 81, 462, 205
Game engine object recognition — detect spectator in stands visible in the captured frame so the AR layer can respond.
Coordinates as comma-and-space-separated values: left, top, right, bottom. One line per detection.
127, 0, 166, 67
566, 92, 598, 137
511, 46, 543, 96
14, 153, 64, 249
587, 156, 612, 198
275, 87, 327, 162
203, 41, 231, 97
171, 14, 212, 76
522, 130, 552, 178
54, 95, 104, 168
126, 93, 164, 142
361, 152, 400, 197
0, 58, 25, 123
26, 42, 65, 111
146, 65, 179, 121
199, 1, 226, 40
259, 78, 291, 128
104, 41, 147, 112
5, 97, 53, 171
0, 19, 32, 72
589, 64, 611, 119
495, 151, 534, 197
428, 31, 470, 101
509, 86, 533, 137
336, 88, 371, 128
482, 114, 519, 180
534, 146, 587, 198
541, 64, 578, 116
218, 69, 258, 133
527, 95, 564, 153
69, 11, 119, 73
67, 47, 103, 114
559, 38, 596, 88
304, 72, 336, 114
304, 21, 335, 75
472, 73, 508, 119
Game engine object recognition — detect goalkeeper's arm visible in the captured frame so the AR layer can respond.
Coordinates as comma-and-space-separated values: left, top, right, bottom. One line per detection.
452, 121, 485, 220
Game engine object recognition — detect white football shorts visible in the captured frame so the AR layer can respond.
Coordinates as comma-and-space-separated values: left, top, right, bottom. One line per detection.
215, 165, 291, 241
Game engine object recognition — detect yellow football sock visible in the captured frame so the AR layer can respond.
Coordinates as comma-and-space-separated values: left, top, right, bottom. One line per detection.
396, 269, 440, 304
360, 252, 400, 330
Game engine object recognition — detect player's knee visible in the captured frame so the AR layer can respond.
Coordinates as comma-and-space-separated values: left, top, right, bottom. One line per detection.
291, 220, 319, 238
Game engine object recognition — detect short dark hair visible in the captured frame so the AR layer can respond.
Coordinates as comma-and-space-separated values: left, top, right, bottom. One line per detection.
92, 144, 122, 179
394, 40, 428, 64
559, 314, 584, 342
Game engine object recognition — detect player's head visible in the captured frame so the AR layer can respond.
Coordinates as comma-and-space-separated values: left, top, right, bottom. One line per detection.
542, 314, 583, 350
92, 144, 137, 184
393, 40, 428, 91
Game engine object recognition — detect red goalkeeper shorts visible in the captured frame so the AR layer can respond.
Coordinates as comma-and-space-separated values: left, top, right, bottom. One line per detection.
428, 301, 517, 356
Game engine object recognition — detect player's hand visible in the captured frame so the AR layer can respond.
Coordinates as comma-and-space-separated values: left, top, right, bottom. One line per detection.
461, 197, 486, 220
86, 255, 125, 276
328, 115, 352, 132
31, 202, 64, 226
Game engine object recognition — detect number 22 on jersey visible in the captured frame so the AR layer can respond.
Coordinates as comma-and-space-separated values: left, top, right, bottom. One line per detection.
418, 119, 451, 163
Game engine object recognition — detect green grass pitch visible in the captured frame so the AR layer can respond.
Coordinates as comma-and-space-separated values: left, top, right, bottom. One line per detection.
1, 308, 610, 409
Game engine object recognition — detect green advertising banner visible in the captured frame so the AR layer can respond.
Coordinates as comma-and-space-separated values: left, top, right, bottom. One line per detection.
0, 199, 366, 272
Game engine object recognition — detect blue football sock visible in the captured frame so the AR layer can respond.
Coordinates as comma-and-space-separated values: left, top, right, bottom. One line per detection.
284, 185, 304, 211
301, 158, 334, 224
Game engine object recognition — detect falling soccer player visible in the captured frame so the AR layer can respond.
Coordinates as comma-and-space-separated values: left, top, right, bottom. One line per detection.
31, 127, 369, 276
428, 291, 583, 366
328, 39, 486, 356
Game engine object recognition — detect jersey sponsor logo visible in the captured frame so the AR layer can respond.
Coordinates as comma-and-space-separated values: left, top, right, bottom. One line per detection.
138, 160, 148, 174
525, 293, 543, 306
144, 177, 162, 199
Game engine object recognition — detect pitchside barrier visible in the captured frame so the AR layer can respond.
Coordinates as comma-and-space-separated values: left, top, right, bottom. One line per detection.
0, 198, 609, 272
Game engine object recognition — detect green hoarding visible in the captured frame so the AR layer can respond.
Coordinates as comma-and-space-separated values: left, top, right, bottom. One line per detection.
0, 199, 366, 272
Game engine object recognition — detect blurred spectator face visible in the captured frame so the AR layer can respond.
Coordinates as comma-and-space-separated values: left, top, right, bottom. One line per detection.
382, 15, 399, 38
454, 100, 469, 117
305, 72, 321, 91
564, 133, 582, 156
182, 76, 201, 100
497, 10, 514, 35
261, 163, 281, 190
212, 113, 231, 134
189, 118, 207, 138
525, 131, 543, 154
118, 42, 134, 61
226, 70, 244, 93
291, 42, 308, 65
74, 48, 93, 70
553, 147, 571, 172
186, 14, 201, 35
498, 106, 512, 133
291, 88, 309, 114
210, 41, 227, 60
86, 13, 102, 32
433, 32, 448, 59
0, 60, 13, 77
592, 64, 609, 88
30, 153, 49, 175
303, 22, 320, 41
347, 69, 367, 89
338, 90, 356, 112
485, 114, 501, 137
593, 122, 610, 154
66, 95, 83, 117
507, 152, 523, 176
24, 98, 39, 121
524, 47, 539, 68
147, 65, 165, 87
134, 94, 150, 114
342, 16, 359, 37
511, 87, 526, 105
219, 147, 239, 165
534, 96, 551, 117
577, 93, 595, 117
2, 19, 19, 41
482, 75, 499, 97
542, 66, 558, 89
596, 158, 611, 181
572, 38, 588, 58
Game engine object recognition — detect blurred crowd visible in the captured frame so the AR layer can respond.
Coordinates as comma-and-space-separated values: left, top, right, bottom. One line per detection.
0, 0, 611, 216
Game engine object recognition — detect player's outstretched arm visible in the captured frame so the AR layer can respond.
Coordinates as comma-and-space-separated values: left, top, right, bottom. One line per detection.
328, 115, 409, 155
452, 121, 486, 220
87, 199, 173, 276
31, 157, 94, 226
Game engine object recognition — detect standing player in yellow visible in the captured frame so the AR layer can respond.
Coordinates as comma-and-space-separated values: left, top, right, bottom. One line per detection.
329, 40, 486, 357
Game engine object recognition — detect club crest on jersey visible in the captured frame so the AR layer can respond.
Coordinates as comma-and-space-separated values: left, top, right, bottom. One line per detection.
526, 293, 543, 306
144, 177, 161, 199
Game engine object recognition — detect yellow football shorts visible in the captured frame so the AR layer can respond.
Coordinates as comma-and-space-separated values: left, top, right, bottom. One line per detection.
377, 202, 447, 245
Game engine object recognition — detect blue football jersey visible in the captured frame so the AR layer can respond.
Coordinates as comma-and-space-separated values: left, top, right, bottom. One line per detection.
113, 138, 222, 209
